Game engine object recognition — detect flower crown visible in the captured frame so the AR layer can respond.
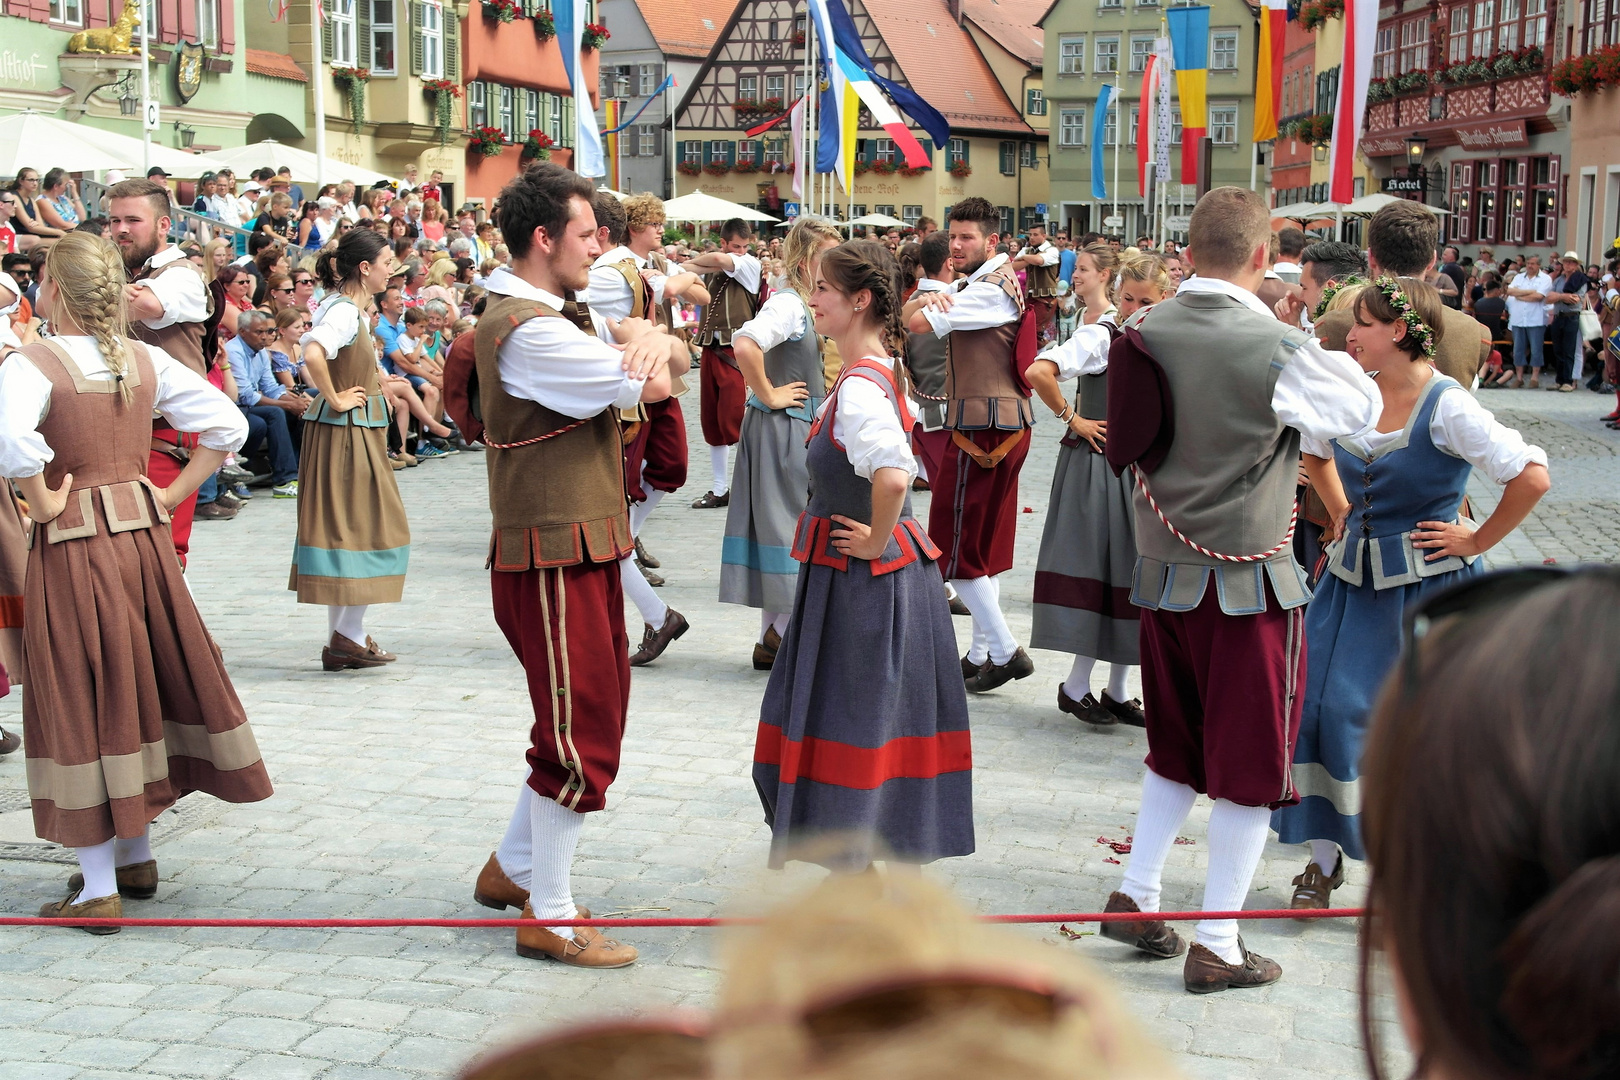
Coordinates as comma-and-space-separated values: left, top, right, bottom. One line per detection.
1370, 276, 1437, 358
1311, 275, 1363, 321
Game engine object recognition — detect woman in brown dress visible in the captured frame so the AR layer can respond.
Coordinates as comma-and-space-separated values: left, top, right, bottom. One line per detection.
292, 227, 411, 670
0, 232, 272, 931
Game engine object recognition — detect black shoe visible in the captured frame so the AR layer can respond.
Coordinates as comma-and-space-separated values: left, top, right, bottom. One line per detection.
912, 476, 931, 492
635, 537, 660, 569
1100, 691, 1147, 727
966, 647, 1035, 693
1057, 686, 1115, 725
691, 490, 730, 509
0, 726, 19, 755
629, 609, 688, 667
961, 654, 984, 681
753, 626, 782, 671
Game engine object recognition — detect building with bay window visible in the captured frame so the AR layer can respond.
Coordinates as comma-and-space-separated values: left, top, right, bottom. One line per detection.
672, 0, 1047, 233
1561, 0, 1620, 262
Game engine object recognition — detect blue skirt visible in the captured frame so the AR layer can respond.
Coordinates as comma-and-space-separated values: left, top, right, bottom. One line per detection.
1271, 560, 1480, 860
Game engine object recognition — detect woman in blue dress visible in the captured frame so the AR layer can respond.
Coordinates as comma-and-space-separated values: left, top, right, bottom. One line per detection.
1273, 277, 1550, 907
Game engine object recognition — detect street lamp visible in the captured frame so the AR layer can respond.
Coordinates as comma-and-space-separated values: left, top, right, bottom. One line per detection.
173, 122, 195, 149
1405, 135, 1427, 172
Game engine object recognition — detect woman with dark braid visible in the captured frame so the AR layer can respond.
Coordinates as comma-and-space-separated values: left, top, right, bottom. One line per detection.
752, 240, 973, 871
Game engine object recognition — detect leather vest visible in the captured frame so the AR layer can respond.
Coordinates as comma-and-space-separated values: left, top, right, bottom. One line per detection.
473, 291, 632, 571
1025, 244, 1060, 298
129, 256, 212, 378
944, 263, 1033, 431
696, 269, 759, 346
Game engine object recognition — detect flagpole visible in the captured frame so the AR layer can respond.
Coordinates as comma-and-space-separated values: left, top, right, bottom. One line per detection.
668, 77, 677, 198
312, 0, 326, 195
1111, 89, 1119, 230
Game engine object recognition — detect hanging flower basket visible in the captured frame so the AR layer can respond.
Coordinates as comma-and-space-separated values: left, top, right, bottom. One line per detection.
531, 7, 556, 40
869, 159, 899, 175
521, 128, 554, 160
582, 22, 610, 50
733, 159, 760, 174
1298, 0, 1343, 31
423, 79, 462, 148
677, 161, 701, 176
703, 161, 731, 176
1551, 44, 1620, 95
333, 68, 372, 134
469, 125, 507, 157
947, 161, 971, 178
899, 162, 931, 177
793, 29, 806, 46
482, 0, 521, 21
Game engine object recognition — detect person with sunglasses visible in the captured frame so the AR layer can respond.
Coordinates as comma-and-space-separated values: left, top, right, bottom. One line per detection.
5, 169, 65, 251
1272, 277, 1549, 913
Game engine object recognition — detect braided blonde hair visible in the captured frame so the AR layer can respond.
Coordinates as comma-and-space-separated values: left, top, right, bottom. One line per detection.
819, 239, 910, 386
45, 232, 135, 405
782, 216, 843, 301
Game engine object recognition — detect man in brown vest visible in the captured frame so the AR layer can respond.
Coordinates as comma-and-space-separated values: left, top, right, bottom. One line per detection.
458, 163, 679, 969
904, 196, 1036, 693
1013, 222, 1062, 346
107, 177, 216, 566
682, 218, 763, 508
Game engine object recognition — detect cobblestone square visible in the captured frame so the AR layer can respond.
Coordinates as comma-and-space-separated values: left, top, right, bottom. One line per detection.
1, 380, 1612, 1079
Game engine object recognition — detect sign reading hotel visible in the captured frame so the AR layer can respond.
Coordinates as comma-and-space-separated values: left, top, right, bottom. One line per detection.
1454, 120, 1529, 151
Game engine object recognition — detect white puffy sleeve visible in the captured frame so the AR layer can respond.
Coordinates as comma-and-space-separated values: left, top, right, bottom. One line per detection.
732, 291, 807, 353
833, 373, 917, 482
1035, 322, 1113, 381
137, 266, 209, 329
1300, 435, 1334, 459
302, 299, 361, 356
0, 352, 57, 478
1430, 385, 1548, 485
149, 345, 249, 453
923, 278, 1020, 337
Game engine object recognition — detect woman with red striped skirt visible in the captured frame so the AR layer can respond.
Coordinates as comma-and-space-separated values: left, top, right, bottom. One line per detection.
753, 241, 973, 871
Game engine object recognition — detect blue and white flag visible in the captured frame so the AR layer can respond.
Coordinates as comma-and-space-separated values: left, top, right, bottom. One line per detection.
1091, 84, 1114, 201
555, 0, 604, 178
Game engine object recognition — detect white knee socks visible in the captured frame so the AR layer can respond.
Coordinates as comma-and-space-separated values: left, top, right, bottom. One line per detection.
529, 792, 585, 940
620, 555, 668, 626
951, 576, 1017, 665
1105, 663, 1133, 702
1197, 799, 1274, 964
1310, 839, 1342, 871
73, 838, 117, 903
628, 488, 664, 537
495, 773, 536, 891
1119, 770, 1198, 913
710, 445, 732, 496
1064, 655, 1097, 701
114, 828, 152, 868
327, 605, 368, 647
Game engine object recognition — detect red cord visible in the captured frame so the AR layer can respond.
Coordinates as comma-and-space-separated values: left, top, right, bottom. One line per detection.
0, 908, 1364, 929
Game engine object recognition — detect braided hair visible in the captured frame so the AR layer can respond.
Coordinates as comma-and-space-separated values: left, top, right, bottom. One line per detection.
43, 232, 134, 405
819, 239, 908, 384
782, 216, 843, 301
315, 226, 391, 292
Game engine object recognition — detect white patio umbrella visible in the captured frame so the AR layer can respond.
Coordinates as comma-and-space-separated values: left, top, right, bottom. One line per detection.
0, 111, 135, 176
662, 190, 779, 224
1271, 201, 1334, 221
1342, 192, 1448, 216
204, 140, 397, 188
845, 212, 909, 230
72, 124, 234, 178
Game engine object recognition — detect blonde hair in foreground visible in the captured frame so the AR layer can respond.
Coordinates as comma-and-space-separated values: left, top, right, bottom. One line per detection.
782, 216, 844, 300
45, 232, 135, 404
1118, 250, 1171, 294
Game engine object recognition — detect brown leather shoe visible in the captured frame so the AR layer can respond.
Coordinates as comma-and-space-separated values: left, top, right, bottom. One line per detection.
1058, 687, 1115, 725
634, 537, 660, 569
1099, 890, 1185, 958
1183, 937, 1282, 994
474, 853, 530, 911
638, 564, 667, 588
630, 608, 688, 667
0, 726, 19, 755
322, 633, 394, 671
690, 490, 730, 509
515, 904, 639, 968
39, 889, 123, 934
966, 647, 1035, 693
68, 860, 158, 900
1290, 854, 1346, 910
752, 626, 782, 671
949, 593, 971, 616
961, 654, 984, 681
1101, 691, 1147, 727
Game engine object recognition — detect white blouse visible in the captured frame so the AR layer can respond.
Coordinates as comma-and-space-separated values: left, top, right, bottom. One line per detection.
0, 335, 247, 479
733, 290, 808, 354
134, 246, 209, 330
814, 360, 918, 482
1300, 381, 1547, 485
301, 294, 363, 356
1034, 321, 1114, 381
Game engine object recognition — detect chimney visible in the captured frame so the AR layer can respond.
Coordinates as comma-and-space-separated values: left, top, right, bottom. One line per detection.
948, 0, 963, 24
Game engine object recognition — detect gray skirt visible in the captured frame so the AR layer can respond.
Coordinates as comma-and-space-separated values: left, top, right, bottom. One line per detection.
1030, 439, 1141, 663
719, 406, 811, 612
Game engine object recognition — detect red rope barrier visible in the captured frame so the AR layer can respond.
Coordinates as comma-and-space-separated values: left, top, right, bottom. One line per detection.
0, 908, 1364, 929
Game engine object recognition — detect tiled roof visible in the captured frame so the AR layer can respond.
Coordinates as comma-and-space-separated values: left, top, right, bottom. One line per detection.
633, 0, 735, 58
245, 49, 308, 82
962, 0, 1045, 66
862, 0, 1032, 135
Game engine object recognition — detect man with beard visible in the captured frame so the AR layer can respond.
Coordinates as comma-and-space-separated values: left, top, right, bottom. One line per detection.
681, 218, 763, 509
903, 196, 1036, 693
1013, 222, 1062, 346
451, 163, 679, 968
107, 178, 216, 565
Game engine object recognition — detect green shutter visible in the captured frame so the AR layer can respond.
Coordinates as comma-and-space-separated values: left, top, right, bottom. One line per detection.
961, 139, 969, 165
357, 0, 372, 68
919, 137, 932, 160
322, 0, 334, 61
563, 96, 575, 147
410, 1, 424, 74
444, 9, 459, 80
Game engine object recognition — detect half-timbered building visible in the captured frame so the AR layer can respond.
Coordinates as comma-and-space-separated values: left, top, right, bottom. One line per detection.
672, 0, 1047, 233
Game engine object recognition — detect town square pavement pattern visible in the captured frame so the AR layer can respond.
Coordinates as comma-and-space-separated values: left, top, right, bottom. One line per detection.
0, 380, 1612, 1080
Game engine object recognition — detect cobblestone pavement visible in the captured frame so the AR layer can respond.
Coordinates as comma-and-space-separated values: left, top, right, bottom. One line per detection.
0, 378, 1611, 1080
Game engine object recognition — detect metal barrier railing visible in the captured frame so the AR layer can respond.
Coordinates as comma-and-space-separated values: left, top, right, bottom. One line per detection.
82, 179, 255, 257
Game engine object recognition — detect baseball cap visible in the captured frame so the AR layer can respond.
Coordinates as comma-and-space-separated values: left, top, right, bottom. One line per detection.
147, 167, 171, 179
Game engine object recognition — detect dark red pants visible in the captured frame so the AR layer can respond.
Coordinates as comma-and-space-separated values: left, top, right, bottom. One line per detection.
700, 346, 746, 447
491, 561, 630, 814
147, 449, 198, 567
1138, 581, 1306, 809
926, 428, 1031, 579
910, 426, 950, 486
623, 397, 689, 500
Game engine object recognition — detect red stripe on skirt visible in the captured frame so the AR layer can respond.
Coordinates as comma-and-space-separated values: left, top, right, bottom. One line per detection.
754, 724, 972, 789
1032, 571, 1138, 620
0, 595, 22, 629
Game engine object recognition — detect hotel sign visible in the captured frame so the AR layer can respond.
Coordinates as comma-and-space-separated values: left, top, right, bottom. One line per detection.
1455, 120, 1529, 150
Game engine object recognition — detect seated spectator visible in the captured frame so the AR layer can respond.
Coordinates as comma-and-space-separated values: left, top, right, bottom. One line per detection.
1360, 568, 1620, 1080
290, 265, 318, 312
252, 192, 297, 242
5, 168, 64, 250
0, 195, 19, 254
294, 201, 322, 252
421, 299, 452, 360
215, 265, 254, 346
191, 172, 222, 219
420, 259, 458, 307
420, 197, 447, 243
201, 237, 233, 283
260, 273, 299, 316
251, 245, 291, 307
222, 309, 306, 497
269, 306, 310, 391
35, 168, 84, 232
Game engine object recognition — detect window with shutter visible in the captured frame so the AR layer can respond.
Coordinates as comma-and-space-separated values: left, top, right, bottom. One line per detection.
407, 0, 422, 74
375, 0, 398, 75
420, 0, 444, 78
999, 141, 1015, 175
356, 0, 372, 69
322, 0, 335, 63
468, 81, 486, 129
563, 96, 575, 147
444, 12, 458, 80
